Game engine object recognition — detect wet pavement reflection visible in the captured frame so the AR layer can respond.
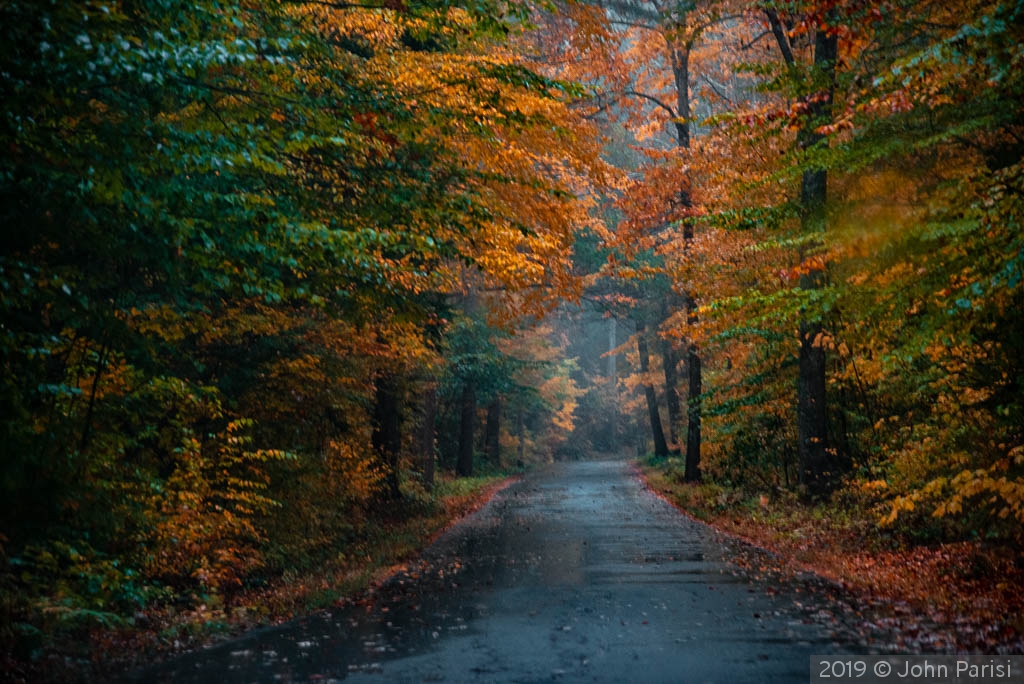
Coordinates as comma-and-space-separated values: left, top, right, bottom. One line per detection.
125, 459, 892, 683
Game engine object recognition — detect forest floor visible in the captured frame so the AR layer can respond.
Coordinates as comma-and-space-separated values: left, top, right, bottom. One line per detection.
4, 474, 516, 684
639, 463, 1024, 654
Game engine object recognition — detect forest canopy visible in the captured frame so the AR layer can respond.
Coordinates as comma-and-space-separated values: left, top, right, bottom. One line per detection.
0, 0, 607, 643
1, 0, 1022, 673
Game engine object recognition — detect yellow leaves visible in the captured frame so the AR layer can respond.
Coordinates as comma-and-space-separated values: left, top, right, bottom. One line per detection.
296, 4, 609, 314
958, 386, 994, 407
270, 354, 328, 389
861, 479, 890, 492
146, 419, 286, 592
882, 495, 916, 526
536, 363, 583, 440
873, 392, 1024, 528
297, 4, 404, 47
124, 303, 193, 342
923, 460, 1024, 524
324, 438, 385, 503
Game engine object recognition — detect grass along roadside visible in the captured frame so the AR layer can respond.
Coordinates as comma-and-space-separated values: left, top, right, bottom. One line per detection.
638, 460, 1024, 653
6, 473, 516, 683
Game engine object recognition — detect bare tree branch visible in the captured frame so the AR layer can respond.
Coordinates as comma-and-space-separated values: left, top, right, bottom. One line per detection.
624, 89, 678, 118
608, 16, 661, 31
739, 29, 771, 50
700, 73, 733, 105
764, 8, 796, 66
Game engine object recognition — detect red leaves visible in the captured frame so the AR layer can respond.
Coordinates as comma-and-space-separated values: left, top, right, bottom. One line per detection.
777, 256, 827, 285
353, 111, 377, 132
353, 111, 399, 150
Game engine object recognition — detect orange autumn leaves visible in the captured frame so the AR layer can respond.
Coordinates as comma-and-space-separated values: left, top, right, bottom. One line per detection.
0, 0, 612, 625
292, 2, 610, 317
539, 0, 1023, 536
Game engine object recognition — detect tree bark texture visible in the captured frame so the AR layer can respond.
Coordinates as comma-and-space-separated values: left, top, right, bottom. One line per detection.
798, 320, 829, 488
796, 22, 838, 493
608, 316, 618, 452
684, 335, 702, 483
672, 42, 702, 477
670, 44, 691, 150
661, 338, 681, 451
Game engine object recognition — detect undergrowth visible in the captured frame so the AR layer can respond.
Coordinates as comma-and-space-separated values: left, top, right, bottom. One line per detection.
1, 473, 510, 683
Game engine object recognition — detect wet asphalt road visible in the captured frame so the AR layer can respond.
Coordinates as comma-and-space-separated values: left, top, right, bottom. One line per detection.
128, 459, 863, 683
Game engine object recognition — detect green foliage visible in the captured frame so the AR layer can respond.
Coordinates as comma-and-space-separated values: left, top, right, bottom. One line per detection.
11, 542, 152, 615
436, 309, 577, 469
697, 0, 1023, 539
444, 315, 516, 395
0, 0, 601, 669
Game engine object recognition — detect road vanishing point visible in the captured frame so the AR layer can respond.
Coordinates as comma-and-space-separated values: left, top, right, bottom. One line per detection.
128, 458, 887, 683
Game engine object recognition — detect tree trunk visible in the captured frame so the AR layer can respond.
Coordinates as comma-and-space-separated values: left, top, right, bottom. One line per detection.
798, 316, 829, 488
608, 316, 618, 452
661, 337, 681, 451
372, 371, 402, 499
671, 42, 702, 478
768, 8, 839, 491
419, 380, 438, 490
457, 381, 476, 477
684, 296, 702, 482
795, 22, 838, 494
637, 320, 669, 457
517, 408, 526, 466
670, 44, 691, 150
485, 398, 500, 466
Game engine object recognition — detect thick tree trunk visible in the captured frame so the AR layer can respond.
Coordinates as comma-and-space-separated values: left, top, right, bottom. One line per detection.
485, 398, 500, 466
457, 381, 476, 477
637, 320, 669, 457
372, 371, 402, 499
670, 45, 691, 149
798, 316, 829, 488
419, 380, 438, 490
796, 24, 838, 493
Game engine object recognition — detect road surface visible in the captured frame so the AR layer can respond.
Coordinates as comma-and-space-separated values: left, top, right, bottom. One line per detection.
127, 459, 882, 683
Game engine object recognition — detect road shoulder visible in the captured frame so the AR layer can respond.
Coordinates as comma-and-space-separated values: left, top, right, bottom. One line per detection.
637, 461, 1024, 653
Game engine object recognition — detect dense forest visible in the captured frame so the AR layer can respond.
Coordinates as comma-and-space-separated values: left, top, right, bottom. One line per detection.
1, 0, 1021, 675
565, 0, 1024, 532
